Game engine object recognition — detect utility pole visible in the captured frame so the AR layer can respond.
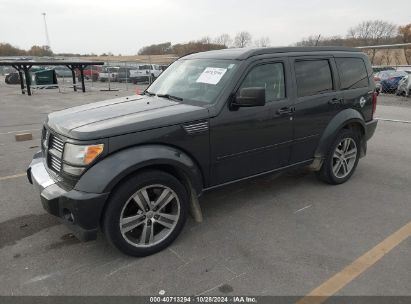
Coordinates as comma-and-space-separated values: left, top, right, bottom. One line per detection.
315, 34, 321, 46
42, 12, 51, 48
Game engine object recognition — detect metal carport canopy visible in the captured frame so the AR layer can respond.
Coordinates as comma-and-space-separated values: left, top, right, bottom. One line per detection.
0, 60, 104, 96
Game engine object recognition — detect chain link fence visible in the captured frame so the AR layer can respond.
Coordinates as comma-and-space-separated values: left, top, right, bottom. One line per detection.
358, 44, 411, 96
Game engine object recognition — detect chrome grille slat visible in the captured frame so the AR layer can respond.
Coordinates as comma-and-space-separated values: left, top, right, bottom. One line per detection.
49, 154, 62, 171
49, 135, 64, 153
43, 127, 65, 173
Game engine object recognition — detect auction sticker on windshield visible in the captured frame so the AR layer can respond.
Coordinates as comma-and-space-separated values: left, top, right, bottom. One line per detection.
196, 67, 227, 85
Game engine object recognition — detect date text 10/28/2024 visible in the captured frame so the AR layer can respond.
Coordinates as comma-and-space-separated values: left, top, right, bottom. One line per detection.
149, 296, 257, 303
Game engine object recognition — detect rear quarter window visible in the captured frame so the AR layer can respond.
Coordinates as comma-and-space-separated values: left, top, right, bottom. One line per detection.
336, 57, 369, 90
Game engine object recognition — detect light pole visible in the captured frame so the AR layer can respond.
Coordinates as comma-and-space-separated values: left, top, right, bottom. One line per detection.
42, 12, 51, 48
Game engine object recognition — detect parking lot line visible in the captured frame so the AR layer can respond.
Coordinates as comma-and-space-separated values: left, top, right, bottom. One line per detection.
0, 173, 27, 181
296, 220, 411, 304
0, 128, 40, 135
376, 117, 411, 124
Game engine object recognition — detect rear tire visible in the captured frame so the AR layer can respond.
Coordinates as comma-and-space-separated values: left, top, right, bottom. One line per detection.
316, 129, 361, 185
103, 170, 188, 257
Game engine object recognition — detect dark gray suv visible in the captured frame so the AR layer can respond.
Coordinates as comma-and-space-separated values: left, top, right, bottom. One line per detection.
27, 47, 378, 256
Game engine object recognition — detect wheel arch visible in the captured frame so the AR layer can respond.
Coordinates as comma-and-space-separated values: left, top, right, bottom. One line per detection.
74, 144, 204, 196
310, 109, 366, 170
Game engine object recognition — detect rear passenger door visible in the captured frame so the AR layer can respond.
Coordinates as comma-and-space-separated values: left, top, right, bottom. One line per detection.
290, 57, 343, 163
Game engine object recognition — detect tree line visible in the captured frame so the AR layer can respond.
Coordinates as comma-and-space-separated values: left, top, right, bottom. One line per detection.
296, 20, 411, 64
1, 20, 410, 64
0, 44, 54, 57
138, 32, 270, 56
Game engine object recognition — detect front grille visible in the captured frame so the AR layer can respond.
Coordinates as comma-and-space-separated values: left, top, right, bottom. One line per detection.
49, 134, 64, 153
42, 127, 65, 173
49, 154, 62, 172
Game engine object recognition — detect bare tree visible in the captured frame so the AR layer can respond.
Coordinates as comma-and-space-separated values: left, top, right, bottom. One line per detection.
214, 34, 232, 47
393, 50, 402, 65
398, 24, 411, 64
200, 36, 213, 44
234, 31, 252, 48
255, 37, 271, 47
348, 20, 397, 63
380, 49, 392, 65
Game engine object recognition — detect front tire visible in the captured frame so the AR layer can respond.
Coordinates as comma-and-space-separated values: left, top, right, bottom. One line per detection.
103, 170, 188, 256
316, 129, 361, 185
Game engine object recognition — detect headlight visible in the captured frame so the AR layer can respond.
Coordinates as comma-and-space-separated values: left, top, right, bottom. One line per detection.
63, 143, 104, 166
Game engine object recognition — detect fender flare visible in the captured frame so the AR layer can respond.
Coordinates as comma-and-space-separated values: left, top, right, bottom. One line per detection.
314, 109, 366, 164
74, 144, 204, 195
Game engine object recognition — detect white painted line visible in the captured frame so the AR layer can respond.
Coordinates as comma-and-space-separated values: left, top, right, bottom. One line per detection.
294, 205, 312, 214
0, 173, 27, 181
168, 248, 186, 263
376, 117, 411, 124
0, 128, 41, 135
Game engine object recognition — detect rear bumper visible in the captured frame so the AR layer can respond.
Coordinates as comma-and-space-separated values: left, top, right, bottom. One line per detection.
365, 119, 378, 141
27, 152, 109, 241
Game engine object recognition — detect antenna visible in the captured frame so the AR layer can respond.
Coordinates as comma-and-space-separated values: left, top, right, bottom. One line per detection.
42, 12, 51, 48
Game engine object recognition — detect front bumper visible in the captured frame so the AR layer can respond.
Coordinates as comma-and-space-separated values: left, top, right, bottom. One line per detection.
27, 151, 109, 241
365, 119, 378, 141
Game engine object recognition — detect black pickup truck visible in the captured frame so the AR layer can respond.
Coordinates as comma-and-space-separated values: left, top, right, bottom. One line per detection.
28, 47, 378, 256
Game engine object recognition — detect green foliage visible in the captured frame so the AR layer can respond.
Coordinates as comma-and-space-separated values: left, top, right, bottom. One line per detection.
138, 42, 173, 55
0, 43, 53, 56
0, 43, 26, 56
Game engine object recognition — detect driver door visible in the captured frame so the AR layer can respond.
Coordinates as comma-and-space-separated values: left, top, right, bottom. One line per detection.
209, 59, 294, 186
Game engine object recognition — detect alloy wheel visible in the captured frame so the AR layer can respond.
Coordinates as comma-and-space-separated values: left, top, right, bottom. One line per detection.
119, 184, 180, 248
332, 138, 357, 179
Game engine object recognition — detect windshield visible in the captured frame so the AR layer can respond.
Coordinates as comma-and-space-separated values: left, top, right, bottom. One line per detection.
147, 59, 238, 104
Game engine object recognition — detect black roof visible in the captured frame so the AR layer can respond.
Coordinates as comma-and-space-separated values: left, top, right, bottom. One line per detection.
183, 46, 362, 60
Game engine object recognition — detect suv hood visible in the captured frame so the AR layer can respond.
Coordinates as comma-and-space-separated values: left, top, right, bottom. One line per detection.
46, 95, 210, 140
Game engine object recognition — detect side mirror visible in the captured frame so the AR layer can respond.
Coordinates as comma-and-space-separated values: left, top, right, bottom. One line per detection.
232, 87, 266, 107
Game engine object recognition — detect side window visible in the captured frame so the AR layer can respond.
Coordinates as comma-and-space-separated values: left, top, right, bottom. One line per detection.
238, 63, 285, 101
295, 60, 333, 97
336, 57, 369, 90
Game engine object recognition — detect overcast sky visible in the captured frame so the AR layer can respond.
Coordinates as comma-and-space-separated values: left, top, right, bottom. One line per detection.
0, 0, 410, 55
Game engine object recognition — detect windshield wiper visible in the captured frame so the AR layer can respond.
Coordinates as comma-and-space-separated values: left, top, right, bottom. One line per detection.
142, 90, 155, 96
157, 93, 183, 101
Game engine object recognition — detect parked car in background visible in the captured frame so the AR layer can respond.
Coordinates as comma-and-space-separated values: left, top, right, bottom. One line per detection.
129, 64, 162, 84
117, 67, 135, 83
372, 66, 395, 74
53, 66, 72, 78
1, 66, 15, 76
5, 72, 20, 84
374, 70, 407, 94
379, 70, 407, 93
76, 65, 101, 82
99, 67, 120, 82
396, 75, 411, 97
159, 64, 169, 71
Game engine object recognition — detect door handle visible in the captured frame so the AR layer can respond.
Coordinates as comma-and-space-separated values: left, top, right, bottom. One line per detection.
277, 106, 295, 115
329, 98, 343, 105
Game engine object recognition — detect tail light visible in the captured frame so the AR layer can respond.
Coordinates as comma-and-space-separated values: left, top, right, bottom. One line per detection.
372, 92, 377, 119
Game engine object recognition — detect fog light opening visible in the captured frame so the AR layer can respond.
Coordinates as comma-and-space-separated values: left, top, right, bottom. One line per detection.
62, 208, 75, 223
